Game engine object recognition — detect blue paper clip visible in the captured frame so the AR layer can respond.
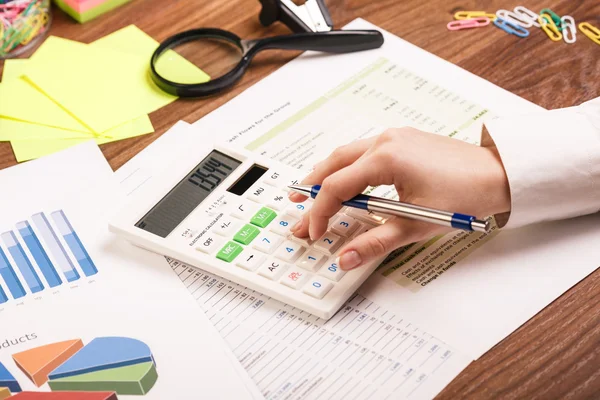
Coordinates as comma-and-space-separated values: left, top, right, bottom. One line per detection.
494, 17, 529, 38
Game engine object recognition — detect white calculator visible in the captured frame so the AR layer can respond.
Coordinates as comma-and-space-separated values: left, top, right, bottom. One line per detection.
109, 145, 389, 319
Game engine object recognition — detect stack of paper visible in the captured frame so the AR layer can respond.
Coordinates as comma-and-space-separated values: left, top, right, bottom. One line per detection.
0, 25, 209, 162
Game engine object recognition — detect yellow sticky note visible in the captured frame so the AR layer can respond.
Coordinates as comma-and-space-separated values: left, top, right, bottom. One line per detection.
0, 118, 94, 140
24, 33, 205, 133
10, 114, 154, 161
91, 25, 210, 84
0, 79, 90, 132
1, 59, 30, 81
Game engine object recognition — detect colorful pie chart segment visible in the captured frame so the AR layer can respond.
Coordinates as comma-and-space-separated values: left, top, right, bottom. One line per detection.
48, 361, 157, 395
12, 340, 84, 387
48, 337, 154, 380
6, 391, 118, 400
0, 361, 22, 393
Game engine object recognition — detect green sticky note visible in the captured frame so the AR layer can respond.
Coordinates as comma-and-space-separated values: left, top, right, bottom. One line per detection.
1, 59, 30, 81
234, 224, 260, 245
0, 79, 90, 133
91, 25, 210, 85
216, 241, 243, 263
10, 115, 153, 161
0, 118, 94, 141
23, 30, 208, 134
251, 207, 277, 228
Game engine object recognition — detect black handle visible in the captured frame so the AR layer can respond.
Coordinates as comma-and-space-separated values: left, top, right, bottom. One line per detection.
246, 30, 384, 57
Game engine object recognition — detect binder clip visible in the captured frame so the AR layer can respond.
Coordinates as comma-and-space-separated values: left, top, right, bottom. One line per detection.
258, 0, 334, 33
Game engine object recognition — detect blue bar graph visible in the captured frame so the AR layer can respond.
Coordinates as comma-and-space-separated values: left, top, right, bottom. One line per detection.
0, 285, 7, 304
1, 231, 44, 293
17, 221, 62, 288
51, 210, 98, 277
32, 213, 80, 282
0, 247, 26, 299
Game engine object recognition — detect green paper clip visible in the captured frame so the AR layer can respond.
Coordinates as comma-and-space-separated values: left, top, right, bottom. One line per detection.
540, 8, 563, 31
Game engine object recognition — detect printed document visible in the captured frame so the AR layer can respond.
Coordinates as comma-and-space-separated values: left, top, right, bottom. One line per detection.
0, 143, 261, 399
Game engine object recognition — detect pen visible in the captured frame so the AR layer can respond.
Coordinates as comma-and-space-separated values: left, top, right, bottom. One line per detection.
288, 184, 490, 233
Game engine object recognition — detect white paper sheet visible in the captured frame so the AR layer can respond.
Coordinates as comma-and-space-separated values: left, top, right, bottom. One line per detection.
0, 142, 261, 399
116, 119, 472, 400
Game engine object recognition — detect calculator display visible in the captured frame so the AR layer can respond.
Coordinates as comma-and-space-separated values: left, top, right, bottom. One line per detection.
135, 151, 242, 238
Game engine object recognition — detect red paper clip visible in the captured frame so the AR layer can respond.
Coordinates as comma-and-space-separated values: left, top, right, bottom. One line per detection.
447, 17, 490, 31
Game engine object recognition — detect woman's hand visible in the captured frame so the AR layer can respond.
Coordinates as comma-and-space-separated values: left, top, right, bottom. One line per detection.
288, 127, 511, 271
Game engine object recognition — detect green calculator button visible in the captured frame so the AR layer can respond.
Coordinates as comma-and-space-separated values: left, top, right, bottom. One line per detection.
216, 241, 243, 263
250, 207, 277, 228
234, 224, 260, 245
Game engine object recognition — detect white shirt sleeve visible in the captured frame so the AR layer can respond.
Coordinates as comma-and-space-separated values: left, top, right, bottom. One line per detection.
483, 97, 600, 229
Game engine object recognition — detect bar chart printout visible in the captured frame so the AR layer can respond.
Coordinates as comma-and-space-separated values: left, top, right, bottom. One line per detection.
31, 213, 80, 282
0, 210, 97, 304
51, 211, 98, 277
1, 231, 44, 293
0, 247, 25, 300
17, 221, 62, 288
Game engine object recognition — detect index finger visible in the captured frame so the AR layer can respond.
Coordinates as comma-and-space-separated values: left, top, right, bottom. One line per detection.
288, 137, 376, 202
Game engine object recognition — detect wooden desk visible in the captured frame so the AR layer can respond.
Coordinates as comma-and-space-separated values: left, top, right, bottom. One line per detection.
1, 0, 599, 397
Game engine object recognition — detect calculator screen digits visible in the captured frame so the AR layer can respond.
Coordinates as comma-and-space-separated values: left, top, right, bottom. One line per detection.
135, 151, 242, 238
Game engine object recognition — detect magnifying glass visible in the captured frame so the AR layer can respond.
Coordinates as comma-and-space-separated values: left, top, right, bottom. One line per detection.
150, 28, 384, 97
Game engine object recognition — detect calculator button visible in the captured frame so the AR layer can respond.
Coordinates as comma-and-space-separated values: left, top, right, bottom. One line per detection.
263, 170, 292, 188
317, 259, 347, 282
280, 268, 310, 290
258, 258, 289, 280
345, 208, 387, 225
269, 215, 299, 236
195, 235, 225, 255
233, 224, 261, 245
331, 215, 359, 237
231, 200, 259, 220
252, 232, 283, 254
302, 278, 333, 299
216, 241, 244, 263
314, 231, 344, 255
296, 250, 326, 272
285, 201, 312, 218
290, 235, 313, 247
246, 184, 278, 204
236, 250, 266, 272
266, 191, 290, 211
250, 207, 277, 228
274, 240, 305, 262
213, 217, 243, 237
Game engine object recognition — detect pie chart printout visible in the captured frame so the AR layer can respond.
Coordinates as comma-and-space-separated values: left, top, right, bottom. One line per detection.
0, 337, 157, 399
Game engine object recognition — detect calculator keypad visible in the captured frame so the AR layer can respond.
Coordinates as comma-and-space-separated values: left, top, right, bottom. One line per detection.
196, 168, 377, 302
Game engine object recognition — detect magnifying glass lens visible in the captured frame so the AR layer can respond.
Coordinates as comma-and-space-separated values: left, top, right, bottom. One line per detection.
153, 36, 243, 84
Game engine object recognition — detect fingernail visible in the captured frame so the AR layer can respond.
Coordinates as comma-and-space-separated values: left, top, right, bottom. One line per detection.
291, 219, 303, 232
337, 251, 362, 270
288, 192, 303, 201
309, 226, 317, 241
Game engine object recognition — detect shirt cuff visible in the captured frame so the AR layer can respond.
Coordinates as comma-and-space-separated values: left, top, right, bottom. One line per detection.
483, 101, 600, 229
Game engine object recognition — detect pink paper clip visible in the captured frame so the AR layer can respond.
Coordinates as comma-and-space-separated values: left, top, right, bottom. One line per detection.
447, 17, 490, 31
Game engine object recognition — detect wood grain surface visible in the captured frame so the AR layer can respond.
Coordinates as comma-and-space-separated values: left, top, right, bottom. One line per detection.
1, 0, 599, 398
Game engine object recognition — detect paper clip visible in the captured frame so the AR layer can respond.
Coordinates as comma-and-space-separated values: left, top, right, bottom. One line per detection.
561, 16, 576, 44
513, 6, 541, 28
578, 22, 600, 45
447, 17, 490, 31
496, 9, 532, 28
494, 17, 529, 38
538, 14, 562, 41
454, 11, 496, 21
540, 8, 562, 30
